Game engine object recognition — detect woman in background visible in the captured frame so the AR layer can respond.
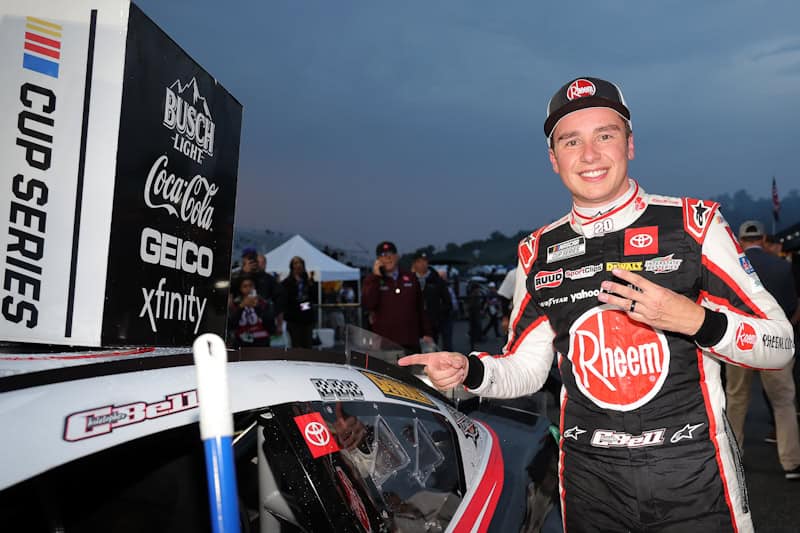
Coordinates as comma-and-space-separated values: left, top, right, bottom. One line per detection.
282, 256, 316, 348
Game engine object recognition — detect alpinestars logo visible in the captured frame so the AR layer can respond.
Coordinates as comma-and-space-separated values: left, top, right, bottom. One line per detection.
163, 77, 215, 163
567, 305, 670, 411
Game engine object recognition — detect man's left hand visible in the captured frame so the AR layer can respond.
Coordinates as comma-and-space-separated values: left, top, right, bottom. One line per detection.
597, 268, 705, 336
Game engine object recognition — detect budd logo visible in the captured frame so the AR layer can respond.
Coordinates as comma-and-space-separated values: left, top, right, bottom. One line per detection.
735, 322, 757, 351
534, 268, 563, 290
567, 305, 670, 411
163, 77, 215, 163
566, 79, 596, 100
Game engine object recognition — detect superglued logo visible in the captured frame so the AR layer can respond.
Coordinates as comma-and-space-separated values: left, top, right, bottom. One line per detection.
163, 77, 215, 163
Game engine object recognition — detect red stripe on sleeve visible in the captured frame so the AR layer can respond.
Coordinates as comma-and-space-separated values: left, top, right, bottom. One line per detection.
701, 255, 766, 318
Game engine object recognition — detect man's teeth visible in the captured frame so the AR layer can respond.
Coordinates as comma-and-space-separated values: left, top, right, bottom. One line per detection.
581, 169, 606, 178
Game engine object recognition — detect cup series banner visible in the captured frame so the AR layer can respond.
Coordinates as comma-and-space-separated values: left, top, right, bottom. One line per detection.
0, 1, 242, 346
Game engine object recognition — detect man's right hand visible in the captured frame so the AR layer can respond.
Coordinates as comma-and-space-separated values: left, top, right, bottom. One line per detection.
398, 352, 468, 391
372, 259, 384, 276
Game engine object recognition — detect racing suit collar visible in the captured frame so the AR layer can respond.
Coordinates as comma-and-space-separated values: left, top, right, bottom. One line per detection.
569, 178, 647, 238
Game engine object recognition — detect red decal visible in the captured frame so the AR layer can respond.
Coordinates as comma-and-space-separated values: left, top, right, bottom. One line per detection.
294, 413, 340, 458
567, 307, 670, 410
735, 322, 756, 351
683, 198, 719, 244
534, 268, 563, 290
336, 467, 372, 532
566, 78, 596, 100
624, 226, 658, 255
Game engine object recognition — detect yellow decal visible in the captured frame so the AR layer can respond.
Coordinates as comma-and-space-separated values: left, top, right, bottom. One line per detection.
360, 371, 434, 406
606, 261, 643, 271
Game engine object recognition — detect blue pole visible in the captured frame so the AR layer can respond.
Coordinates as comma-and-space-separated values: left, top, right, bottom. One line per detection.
193, 334, 241, 533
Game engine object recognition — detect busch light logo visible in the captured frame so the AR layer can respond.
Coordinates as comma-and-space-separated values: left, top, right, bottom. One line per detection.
163, 77, 216, 163
567, 305, 670, 411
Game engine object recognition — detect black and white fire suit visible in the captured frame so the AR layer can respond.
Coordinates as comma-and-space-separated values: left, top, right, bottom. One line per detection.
464, 181, 794, 532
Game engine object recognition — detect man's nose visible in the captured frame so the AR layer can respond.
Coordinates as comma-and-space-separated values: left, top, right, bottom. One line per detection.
581, 141, 599, 162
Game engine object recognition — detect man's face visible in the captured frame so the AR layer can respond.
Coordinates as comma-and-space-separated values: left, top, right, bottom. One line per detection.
257, 255, 267, 271
240, 279, 255, 296
378, 252, 399, 273
412, 257, 428, 274
548, 107, 634, 209
242, 256, 257, 273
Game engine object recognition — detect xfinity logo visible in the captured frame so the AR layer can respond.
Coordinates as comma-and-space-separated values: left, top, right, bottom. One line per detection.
139, 278, 208, 334
163, 77, 215, 163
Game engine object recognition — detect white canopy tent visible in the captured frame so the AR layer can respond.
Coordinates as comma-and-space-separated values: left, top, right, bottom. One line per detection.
264, 234, 361, 328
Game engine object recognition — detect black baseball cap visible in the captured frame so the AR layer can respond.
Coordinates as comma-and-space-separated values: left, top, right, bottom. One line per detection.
413, 251, 428, 261
544, 77, 631, 140
376, 241, 398, 256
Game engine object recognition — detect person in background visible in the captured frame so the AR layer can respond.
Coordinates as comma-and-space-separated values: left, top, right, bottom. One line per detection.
467, 282, 483, 351
725, 220, 800, 479
438, 269, 459, 351
411, 252, 452, 349
481, 282, 502, 338
233, 248, 285, 336
281, 256, 316, 348
362, 241, 433, 353
228, 274, 273, 347
496, 267, 517, 334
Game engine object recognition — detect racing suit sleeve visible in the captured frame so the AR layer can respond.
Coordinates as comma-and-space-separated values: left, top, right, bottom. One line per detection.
698, 211, 795, 369
465, 258, 555, 399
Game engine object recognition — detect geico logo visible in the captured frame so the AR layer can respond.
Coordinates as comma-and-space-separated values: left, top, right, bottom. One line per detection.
140, 227, 213, 277
591, 428, 665, 448
568, 306, 670, 410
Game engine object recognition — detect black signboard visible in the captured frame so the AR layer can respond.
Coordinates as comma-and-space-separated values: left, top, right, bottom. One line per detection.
102, 4, 242, 345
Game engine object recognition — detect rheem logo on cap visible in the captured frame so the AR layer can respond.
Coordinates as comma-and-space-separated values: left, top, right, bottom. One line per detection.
567, 305, 670, 411
566, 79, 596, 100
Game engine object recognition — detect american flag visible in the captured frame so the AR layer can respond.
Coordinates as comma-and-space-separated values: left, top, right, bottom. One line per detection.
772, 177, 780, 222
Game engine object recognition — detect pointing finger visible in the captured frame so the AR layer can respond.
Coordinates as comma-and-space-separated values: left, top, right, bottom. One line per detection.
398, 353, 432, 367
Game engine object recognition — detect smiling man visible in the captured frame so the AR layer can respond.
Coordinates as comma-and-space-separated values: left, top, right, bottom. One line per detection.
400, 77, 795, 532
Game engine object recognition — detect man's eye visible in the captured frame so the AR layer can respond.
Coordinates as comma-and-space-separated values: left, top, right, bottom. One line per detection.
564, 139, 579, 147
598, 133, 613, 141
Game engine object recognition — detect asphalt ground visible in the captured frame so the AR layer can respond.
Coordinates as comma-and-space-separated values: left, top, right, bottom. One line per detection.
447, 319, 800, 532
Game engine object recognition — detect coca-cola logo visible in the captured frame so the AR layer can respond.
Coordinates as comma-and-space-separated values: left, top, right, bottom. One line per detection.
567, 305, 670, 411
735, 322, 757, 351
144, 155, 218, 231
566, 79, 596, 100
534, 268, 563, 290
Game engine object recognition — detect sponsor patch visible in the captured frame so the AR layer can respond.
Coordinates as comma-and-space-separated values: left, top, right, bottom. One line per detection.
518, 230, 542, 274
624, 226, 658, 255
566, 78, 596, 100
670, 422, 704, 443
534, 268, 564, 290
644, 254, 682, 274
565, 264, 603, 280
739, 256, 755, 275
563, 425, 586, 441
606, 261, 643, 271
591, 428, 666, 448
567, 305, 671, 411
360, 371, 434, 406
682, 198, 718, 243
311, 378, 364, 401
735, 322, 757, 351
762, 335, 794, 351
540, 295, 568, 308
569, 288, 600, 304
547, 236, 586, 263
294, 412, 340, 458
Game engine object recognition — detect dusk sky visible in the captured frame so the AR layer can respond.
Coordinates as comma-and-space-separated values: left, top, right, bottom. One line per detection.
137, 0, 800, 254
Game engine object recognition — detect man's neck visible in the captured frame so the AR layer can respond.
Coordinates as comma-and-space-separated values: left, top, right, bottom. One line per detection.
573, 179, 634, 218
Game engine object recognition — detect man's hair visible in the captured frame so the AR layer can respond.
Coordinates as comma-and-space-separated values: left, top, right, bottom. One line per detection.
740, 235, 763, 245
549, 119, 631, 151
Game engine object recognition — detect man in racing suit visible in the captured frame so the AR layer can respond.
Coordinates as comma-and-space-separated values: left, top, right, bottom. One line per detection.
400, 77, 795, 532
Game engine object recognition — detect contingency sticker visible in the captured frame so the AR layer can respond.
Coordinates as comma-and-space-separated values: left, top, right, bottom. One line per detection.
360, 371, 434, 406
294, 412, 340, 459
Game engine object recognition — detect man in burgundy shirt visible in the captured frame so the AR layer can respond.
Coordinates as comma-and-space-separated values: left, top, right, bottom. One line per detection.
363, 241, 433, 353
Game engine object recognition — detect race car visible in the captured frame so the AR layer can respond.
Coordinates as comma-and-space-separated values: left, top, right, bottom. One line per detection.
0, 329, 561, 532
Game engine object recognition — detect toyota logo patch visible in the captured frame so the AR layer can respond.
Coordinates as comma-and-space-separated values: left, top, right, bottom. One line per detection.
624, 226, 658, 255
294, 412, 341, 458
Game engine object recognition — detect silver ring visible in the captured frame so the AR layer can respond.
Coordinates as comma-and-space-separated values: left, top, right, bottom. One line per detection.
629, 300, 637, 313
